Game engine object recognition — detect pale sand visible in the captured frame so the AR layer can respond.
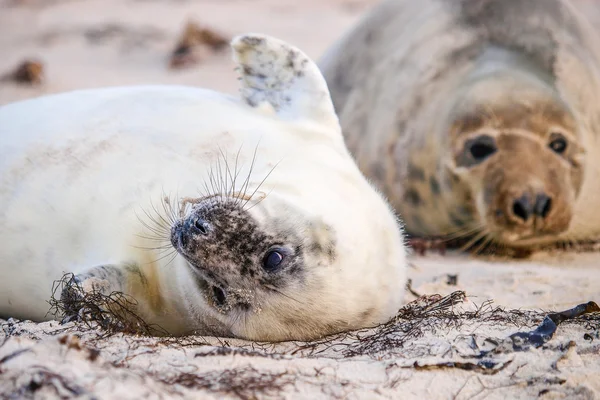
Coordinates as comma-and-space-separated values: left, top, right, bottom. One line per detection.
0, 0, 599, 399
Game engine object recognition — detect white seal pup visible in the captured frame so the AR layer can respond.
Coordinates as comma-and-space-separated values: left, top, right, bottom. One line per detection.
320, 0, 600, 252
0, 34, 407, 341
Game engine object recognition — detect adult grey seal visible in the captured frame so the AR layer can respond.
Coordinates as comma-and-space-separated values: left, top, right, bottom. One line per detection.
0, 34, 407, 341
320, 0, 600, 252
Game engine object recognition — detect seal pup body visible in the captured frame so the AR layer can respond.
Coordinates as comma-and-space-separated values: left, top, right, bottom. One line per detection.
0, 34, 407, 341
320, 0, 600, 251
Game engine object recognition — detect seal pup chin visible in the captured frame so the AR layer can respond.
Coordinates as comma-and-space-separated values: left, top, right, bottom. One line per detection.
319, 0, 600, 252
0, 33, 407, 341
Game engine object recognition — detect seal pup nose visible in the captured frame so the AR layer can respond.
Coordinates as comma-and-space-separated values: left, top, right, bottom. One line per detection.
172, 215, 212, 250
188, 217, 210, 236
182, 217, 211, 244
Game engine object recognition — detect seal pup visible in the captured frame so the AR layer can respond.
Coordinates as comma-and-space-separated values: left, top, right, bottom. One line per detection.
320, 0, 600, 252
0, 34, 407, 341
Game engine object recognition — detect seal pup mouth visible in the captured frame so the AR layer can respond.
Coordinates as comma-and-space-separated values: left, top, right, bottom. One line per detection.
190, 274, 234, 312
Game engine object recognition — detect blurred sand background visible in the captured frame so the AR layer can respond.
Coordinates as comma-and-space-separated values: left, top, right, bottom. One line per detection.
0, 0, 378, 104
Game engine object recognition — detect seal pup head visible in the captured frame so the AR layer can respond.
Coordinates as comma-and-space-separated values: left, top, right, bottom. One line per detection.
445, 69, 585, 246
164, 34, 406, 341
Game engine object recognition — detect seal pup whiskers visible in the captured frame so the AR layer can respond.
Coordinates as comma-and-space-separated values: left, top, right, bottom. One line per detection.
320, 0, 600, 253
0, 34, 407, 341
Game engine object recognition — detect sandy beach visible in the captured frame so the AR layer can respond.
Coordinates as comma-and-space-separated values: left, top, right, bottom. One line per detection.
1, 0, 599, 399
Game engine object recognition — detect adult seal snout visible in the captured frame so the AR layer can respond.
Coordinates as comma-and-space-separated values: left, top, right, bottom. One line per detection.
320, 0, 600, 252
0, 34, 407, 341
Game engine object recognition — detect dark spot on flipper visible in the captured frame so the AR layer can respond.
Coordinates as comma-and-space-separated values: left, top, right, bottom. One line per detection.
242, 65, 254, 75
242, 64, 267, 80
404, 188, 422, 206
429, 176, 441, 195
240, 36, 265, 46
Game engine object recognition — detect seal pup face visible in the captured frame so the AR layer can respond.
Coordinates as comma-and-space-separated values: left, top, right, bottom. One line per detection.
170, 196, 305, 316
447, 78, 585, 245
167, 182, 404, 342
160, 33, 406, 341
169, 194, 332, 339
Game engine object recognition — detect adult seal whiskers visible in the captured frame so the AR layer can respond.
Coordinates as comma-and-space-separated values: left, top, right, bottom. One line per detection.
0, 34, 407, 341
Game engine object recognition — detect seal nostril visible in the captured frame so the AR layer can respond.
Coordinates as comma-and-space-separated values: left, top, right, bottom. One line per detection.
512, 195, 532, 222
193, 218, 209, 235
534, 194, 552, 218
212, 286, 226, 306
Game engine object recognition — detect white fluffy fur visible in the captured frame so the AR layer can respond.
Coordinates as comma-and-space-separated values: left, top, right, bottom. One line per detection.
0, 34, 406, 341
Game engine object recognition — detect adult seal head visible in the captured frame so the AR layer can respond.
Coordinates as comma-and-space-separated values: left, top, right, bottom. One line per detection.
0, 34, 407, 341
320, 0, 600, 252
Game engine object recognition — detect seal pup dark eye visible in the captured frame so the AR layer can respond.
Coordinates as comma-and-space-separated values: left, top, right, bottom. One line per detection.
549, 133, 568, 154
263, 250, 285, 272
466, 135, 497, 163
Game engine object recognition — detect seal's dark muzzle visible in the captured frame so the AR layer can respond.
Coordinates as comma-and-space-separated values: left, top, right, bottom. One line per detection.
172, 214, 212, 250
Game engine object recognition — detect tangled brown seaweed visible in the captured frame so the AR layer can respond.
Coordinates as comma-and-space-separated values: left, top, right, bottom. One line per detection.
2, 283, 599, 399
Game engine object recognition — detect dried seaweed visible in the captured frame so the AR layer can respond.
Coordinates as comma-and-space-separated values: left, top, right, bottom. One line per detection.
409, 359, 513, 375
3, 367, 91, 400
22, 276, 600, 367
0, 59, 44, 85
288, 292, 547, 360
340, 291, 470, 357
154, 366, 294, 400
47, 273, 167, 337
498, 301, 600, 352
0, 348, 31, 365
169, 21, 229, 69
2, 290, 599, 400
194, 346, 288, 360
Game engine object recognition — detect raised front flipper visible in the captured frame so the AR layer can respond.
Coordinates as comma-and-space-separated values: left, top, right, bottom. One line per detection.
232, 34, 342, 137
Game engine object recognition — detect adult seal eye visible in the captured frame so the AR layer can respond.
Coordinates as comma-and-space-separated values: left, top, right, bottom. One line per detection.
263, 250, 284, 272
468, 135, 497, 162
549, 133, 568, 154
462, 134, 497, 166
